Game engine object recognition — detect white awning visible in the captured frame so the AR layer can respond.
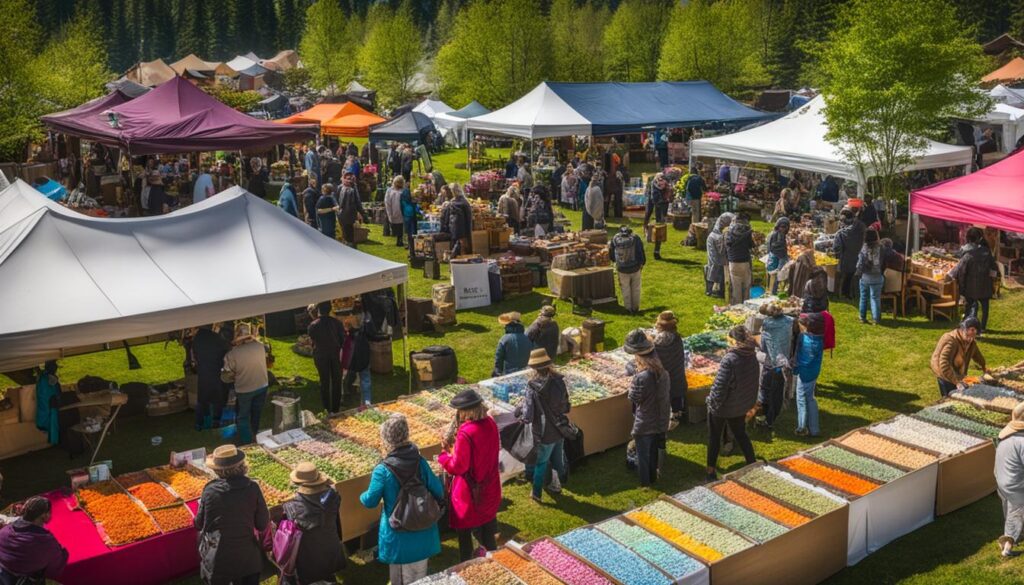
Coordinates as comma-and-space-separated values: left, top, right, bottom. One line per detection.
466, 83, 591, 139
0, 181, 407, 371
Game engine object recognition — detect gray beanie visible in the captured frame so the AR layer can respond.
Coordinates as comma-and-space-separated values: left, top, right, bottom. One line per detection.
380, 414, 410, 451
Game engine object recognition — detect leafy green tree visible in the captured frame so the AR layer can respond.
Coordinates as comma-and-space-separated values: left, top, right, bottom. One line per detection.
205, 86, 264, 111
602, 0, 671, 82
819, 0, 990, 202
658, 0, 770, 91
0, 0, 43, 160
549, 0, 610, 82
299, 0, 360, 94
435, 0, 550, 108
358, 4, 424, 109
33, 6, 114, 110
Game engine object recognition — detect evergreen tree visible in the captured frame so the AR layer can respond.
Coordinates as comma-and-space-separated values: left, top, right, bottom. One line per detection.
550, 0, 610, 82
768, 0, 843, 87
232, 0, 257, 56
253, 0, 278, 56
207, 0, 233, 60
602, 0, 671, 82
149, 0, 177, 59
175, 0, 209, 58
277, 0, 304, 51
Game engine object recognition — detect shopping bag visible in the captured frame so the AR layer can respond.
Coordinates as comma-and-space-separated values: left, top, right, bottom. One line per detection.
272, 519, 302, 579
500, 420, 535, 463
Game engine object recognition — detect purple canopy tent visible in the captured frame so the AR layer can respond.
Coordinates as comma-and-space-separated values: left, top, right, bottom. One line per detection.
41, 76, 317, 155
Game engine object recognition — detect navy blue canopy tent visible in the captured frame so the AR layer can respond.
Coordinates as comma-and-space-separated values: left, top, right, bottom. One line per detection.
369, 111, 436, 143
467, 81, 770, 139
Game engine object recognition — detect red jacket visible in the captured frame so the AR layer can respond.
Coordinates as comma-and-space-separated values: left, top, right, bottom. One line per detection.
438, 417, 501, 530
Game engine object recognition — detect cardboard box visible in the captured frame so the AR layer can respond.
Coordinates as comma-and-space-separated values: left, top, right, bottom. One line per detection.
578, 229, 608, 245
568, 393, 634, 456
353, 226, 369, 244
936, 440, 996, 515
0, 422, 48, 460
470, 230, 489, 255
645, 223, 668, 243
405, 297, 434, 333
431, 283, 455, 306
489, 228, 512, 251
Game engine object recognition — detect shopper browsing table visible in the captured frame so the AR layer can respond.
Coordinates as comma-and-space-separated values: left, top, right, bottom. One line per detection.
517, 349, 571, 503
756, 303, 795, 431
307, 302, 346, 413
725, 213, 756, 305
652, 311, 687, 420
526, 305, 561, 369
951, 227, 998, 333
623, 330, 672, 487
360, 415, 445, 585
832, 208, 866, 299
705, 213, 734, 298
995, 403, 1024, 557
221, 324, 268, 445
706, 326, 759, 481
930, 317, 987, 397
195, 445, 270, 585
644, 173, 672, 260
856, 228, 886, 325
794, 314, 825, 437
493, 312, 532, 377
192, 325, 231, 430
439, 389, 502, 561
337, 172, 365, 248
610, 226, 646, 314
0, 496, 68, 585
279, 463, 346, 585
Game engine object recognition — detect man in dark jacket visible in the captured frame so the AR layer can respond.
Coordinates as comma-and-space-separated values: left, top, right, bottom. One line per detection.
307, 302, 346, 413
685, 165, 706, 223
623, 329, 672, 486
338, 172, 365, 248
609, 226, 646, 314
526, 305, 560, 364
192, 324, 231, 430
281, 463, 346, 585
0, 497, 67, 585
516, 348, 570, 502
493, 312, 532, 376
726, 213, 756, 304
767, 217, 790, 294
343, 319, 372, 406
832, 208, 866, 298
448, 187, 473, 257
652, 311, 687, 419
195, 445, 270, 585
302, 176, 319, 228
644, 173, 671, 259
705, 326, 759, 481
951, 227, 998, 333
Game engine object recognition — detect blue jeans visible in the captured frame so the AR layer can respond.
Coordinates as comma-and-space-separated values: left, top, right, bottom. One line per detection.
859, 279, 883, 322
345, 368, 372, 405
796, 378, 819, 436
532, 440, 566, 498
235, 386, 268, 445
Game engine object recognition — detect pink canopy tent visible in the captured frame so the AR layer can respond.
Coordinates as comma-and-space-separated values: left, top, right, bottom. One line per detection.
911, 148, 1024, 234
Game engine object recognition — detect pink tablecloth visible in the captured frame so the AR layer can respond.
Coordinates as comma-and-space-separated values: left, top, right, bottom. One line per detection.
44, 490, 200, 585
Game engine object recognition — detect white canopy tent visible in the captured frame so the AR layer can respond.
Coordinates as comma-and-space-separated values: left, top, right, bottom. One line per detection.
0, 180, 407, 371
466, 83, 591, 139
975, 102, 1024, 153
689, 96, 973, 187
991, 84, 1024, 107
412, 99, 453, 119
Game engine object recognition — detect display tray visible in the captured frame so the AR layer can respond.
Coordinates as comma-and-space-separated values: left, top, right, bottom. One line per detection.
567, 392, 633, 456
936, 440, 996, 516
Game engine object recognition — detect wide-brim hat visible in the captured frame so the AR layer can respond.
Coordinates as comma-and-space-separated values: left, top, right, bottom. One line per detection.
206, 444, 245, 470
1000, 403, 1024, 440
540, 305, 557, 318
498, 312, 522, 325
528, 348, 552, 369
656, 310, 677, 327
290, 461, 331, 494
449, 388, 484, 410
623, 329, 654, 355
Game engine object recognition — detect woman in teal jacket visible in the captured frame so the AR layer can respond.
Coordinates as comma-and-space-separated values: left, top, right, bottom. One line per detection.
793, 313, 825, 437
360, 414, 444, 585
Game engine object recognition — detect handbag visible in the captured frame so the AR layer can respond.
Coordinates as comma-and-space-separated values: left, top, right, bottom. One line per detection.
272, 519, 303, 580
501, 419, 535, 463
535, 383, 579, 441
198, 530, 220, 582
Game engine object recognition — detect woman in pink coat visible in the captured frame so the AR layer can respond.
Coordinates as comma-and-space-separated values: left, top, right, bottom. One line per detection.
438, 388, 502, 561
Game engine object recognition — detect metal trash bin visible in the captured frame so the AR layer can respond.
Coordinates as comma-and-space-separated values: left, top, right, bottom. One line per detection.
272, 391, 302, 434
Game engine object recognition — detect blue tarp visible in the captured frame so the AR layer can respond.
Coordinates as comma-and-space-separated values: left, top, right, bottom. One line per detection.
449, 100, 491, 119
547, 81, 769, 135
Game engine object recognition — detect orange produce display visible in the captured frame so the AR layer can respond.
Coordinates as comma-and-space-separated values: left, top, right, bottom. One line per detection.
491, 548, 563, 585
711, 481, 811, 528
779, 456, 880, 496
76, 481, 123, 509
146, 466, 209, 501
151, 505, 194, 532
84, 493, 159, 546
128, 482, 181, 510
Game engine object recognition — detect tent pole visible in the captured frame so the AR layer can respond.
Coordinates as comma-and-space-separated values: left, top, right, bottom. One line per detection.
467, 131, 472, 175
89, 403, 122, 466
905, 208, 913, 254
913, 213, 920, 251
399, 282, 410, 395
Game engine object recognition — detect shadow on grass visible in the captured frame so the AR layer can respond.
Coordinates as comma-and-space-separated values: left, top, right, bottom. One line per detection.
817, 380, 923, 414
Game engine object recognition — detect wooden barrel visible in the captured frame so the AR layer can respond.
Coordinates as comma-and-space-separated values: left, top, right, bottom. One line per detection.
369, 339, 393, 374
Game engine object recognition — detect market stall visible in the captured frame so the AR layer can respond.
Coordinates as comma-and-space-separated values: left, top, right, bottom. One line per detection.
276, 102, 387, 138
434, 100, 491, 147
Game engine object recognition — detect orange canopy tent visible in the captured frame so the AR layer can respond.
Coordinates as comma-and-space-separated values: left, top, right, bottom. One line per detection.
277, 102, 386, 137
983, 57, 1024, 84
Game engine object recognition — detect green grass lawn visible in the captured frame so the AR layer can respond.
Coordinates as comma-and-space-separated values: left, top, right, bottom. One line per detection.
4, 147, 1024, 584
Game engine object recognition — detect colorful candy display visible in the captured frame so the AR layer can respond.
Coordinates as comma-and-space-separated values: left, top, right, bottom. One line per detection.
115, 471, 153, 489
735, 467, 843, 516
913, 408, 1001, 440
411, 574, 467, 585
710, 481, 810, 528
526, 538, 614, 585
629, 500, 752, 559
674, 487, 789, 543
778, 456, 880, 497
950, 384, 1022, 412
145, 466, 209, 501
275, 446, 349, 482
454, 558, 521, 585
253, 479, 291, 507
871, 416, 986, 456
151, 505, 193, 532
557, 527, 672, 585
491, 548, 562, 585
242, 446, 294, 492
596, 518, 705, 579
838, 431, 938, 469
127, 482, 181, 510
806, 445, 906, 483
937, 402, 1009, 427
78, 485, 160, 546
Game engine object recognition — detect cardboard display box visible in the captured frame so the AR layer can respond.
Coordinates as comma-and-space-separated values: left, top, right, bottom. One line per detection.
936, 440, 996, 515
489, 228, 512, 251
470, 230, 489, 255
568, 392, 633, 456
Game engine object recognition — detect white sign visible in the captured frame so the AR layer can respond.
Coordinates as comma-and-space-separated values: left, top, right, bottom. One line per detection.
170, 447, 206, 467
450, 262, 491, 310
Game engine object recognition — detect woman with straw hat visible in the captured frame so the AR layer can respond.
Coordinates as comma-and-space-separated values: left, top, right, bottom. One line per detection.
280, 462, 346, 584
492, 312, 531, 377
516, 348, 570, 503
653, 311, 687, 421
526, 305, 560, 366
222, 323, 269, 445
624, 329, 672, 486
360, 415, 445, 585
195, 445, 270, 585
996, 403, 1024, 557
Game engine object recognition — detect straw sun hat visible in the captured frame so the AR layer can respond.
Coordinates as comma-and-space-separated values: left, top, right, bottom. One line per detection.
999, 402, 1024, 440
498, 312, 522, 325
290, 461, 331, 494
205, 444, 245, 470
527, 348, 552, 369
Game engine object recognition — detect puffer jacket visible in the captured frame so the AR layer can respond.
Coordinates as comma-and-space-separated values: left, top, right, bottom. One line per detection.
493, 322, 532, 376
526, 316, 560, 364
856, 244, 885, 285
384, 187, 403, 224
584, 181, 605, 224
628, 368, 672, 437
768, 220, 789, 260
951, 243, 997, 300
930, 329, 986, 384
725, 221, 755, 263
802, 273, 830, 313
706, 343, 759, 418
706, 213, 734, 280
653, 330, 687, 403
832, 219, 866, 273
794, 332, 824, 383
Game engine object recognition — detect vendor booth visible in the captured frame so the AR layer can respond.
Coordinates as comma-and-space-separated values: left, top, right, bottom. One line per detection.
276, 101, 387, 137
433, 100, 491, 147
983, 56, 1024, 84
369, 111, 437, 144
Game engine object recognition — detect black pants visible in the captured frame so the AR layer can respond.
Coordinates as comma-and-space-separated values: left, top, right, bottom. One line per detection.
392, 222, 404, 246
840, 270, 857, 298
194, 387, 226, 429
706, 271, 725, 298
314, 353, 343, 413
508, 217, 520, 236
582, 209, 594, 230
457, 516, 498, 561
707, 415, 756, 469
759, 367, 785, 427
938, 377, 958, 397
342, 222, 356, 248
651, 206, 666, 254
635, 433, 664, 487
964, 296, 990, 331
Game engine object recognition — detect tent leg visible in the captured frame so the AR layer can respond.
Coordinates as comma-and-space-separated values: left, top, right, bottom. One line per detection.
398, 283, 411, 394
905, 210, 914, 254
467, 131, 472, 175
90, 404, 122, 466
912, 213, 920, 252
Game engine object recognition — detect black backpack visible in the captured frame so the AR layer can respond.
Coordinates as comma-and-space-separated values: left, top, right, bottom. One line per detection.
348, 328, 371, 372
383, 461, 444, 532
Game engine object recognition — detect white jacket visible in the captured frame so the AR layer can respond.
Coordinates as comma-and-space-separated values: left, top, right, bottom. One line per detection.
383, 187, 403, 224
